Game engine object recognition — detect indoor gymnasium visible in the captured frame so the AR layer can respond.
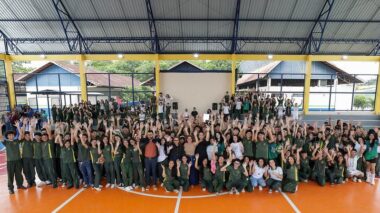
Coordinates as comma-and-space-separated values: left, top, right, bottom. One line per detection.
0, 0, 380, 212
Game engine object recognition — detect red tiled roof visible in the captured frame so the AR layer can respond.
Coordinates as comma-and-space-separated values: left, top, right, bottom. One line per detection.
15, 61, 141, 88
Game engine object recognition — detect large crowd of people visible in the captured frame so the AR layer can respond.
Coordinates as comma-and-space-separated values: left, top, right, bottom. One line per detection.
0, 91, 379, 195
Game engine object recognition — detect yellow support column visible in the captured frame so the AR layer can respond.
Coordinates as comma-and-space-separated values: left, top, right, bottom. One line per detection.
375, 61, 380, 114
155, 54, 160, 98
78, 55, 88, 102
303, 56, 312, 115
231, 54, 236, 95
4, 56, 16, 110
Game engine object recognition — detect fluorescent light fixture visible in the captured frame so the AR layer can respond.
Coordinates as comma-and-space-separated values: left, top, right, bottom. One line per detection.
267, 54, 273, 60
193, 53, 199, 58
342, 55, 348, 60
40, 54, 46, 59
117, 54, 124, 59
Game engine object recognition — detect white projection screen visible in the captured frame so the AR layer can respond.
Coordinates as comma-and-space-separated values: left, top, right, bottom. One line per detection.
160, 72, 231, 113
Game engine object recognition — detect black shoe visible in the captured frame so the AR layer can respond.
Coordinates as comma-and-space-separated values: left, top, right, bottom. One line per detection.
9, 189, 15, 195
67, 185, 73, 189
53, 184, 58, 189
18, 186, 27, 190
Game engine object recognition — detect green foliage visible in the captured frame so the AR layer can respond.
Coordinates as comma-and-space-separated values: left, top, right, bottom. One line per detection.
122, 86, 154, 102
353, 95, 374, 110
12, 61, 33, 73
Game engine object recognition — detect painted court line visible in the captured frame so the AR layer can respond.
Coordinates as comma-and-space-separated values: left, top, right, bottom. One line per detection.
51, 188, 85, 213
174, 188, 183, 213
281, 192, 301, 213
117, 187, 229, 199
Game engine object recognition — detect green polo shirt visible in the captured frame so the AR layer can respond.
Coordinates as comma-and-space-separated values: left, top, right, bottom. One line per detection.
21, 140, 34, 159
2, 139, 21, 161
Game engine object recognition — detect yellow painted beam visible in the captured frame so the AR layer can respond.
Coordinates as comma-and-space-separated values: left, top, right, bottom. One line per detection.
4, 56, 16, 110
0, 54, 5, 60
375, 61, 380, 115
85, 54, 155, 61
78, 55, 88, 102
6, 54, 380, 62
236, 54, 307, 61
158, 54, 232, 61
231, 54, 237, 95
303, 56, 312, 115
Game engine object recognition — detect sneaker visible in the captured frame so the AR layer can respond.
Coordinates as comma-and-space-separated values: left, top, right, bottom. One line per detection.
358, 179, 362, 183
229, 190, 234, 194
62, 183, 66, 188
275, 190, 280, 193
133, 183, 136, 188
259, 186, 263, 191
94, 187, 101, 191
106, 183, 111, 188
153, 185, 157, 190
160, 183, 164, 187
46, 181, 52, 185
202, 188, 206, 192
173, 189, 179, 193
83, 184, 88, 189
111, 184, 115, 189
99, 185, 103, 188
235, 191, 240, 195
9, 189, 15, 195
37, 181, 46, 187
353, 177, 357, 182
242, 189, 245, 193
141, 187, 145, 192
304, 180, 308, 183
125, 186, 132, 191
269, 189, 273, 194
295, 186, 298, 192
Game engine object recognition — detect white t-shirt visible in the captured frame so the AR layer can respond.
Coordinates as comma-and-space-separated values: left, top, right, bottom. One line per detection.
206, 144, 218, 160
268, 167, 283, 181
235, 101, 242, 110
139, 113, 145, 122
348, 156, 359, 171
157, 144, 167, 163
231, 142, 243, 159
158, 105, 164, 113
252, 165, 265, 179
223, 106, 230, 114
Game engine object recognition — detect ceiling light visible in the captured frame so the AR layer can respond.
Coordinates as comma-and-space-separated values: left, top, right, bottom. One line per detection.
267, 54, 273, 60
117, 54, 124, 59
193, 53, 199, 58
342, 55, 348, 60
40, 54, 46, 59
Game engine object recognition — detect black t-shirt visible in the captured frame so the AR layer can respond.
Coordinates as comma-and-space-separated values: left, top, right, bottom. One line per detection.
195, 140, 210, 162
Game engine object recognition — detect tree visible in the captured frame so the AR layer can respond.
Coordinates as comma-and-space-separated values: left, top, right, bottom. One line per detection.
122, 86, 153, 103
366, 97, 375, 109
353, 95, 367, 110
12, 61, 33, 73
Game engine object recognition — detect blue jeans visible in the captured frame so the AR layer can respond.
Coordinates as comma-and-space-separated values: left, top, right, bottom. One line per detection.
144, 157, 157, 186
250, 176, 266, 187
188, 156, 199, 185
79, 160, 93, 185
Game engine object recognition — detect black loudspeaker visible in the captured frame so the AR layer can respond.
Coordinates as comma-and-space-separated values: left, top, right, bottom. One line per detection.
172, 102, 178, 110
212, 103, 218, 111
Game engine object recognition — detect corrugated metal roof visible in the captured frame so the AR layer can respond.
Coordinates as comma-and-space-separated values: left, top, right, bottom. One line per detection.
0, 0, 379, 54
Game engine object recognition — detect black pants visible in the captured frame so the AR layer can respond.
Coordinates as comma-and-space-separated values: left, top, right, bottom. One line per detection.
145, 158, 157, 186
7, 160, 24, 190
22, 158, 35, 185
35, 158, 47, 182
43, 159, 57, 185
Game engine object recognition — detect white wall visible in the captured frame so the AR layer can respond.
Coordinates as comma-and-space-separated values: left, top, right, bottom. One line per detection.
160, 72, 231, 113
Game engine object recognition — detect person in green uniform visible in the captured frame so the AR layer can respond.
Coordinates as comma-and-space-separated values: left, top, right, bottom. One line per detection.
90, 139, 103, 191
57, 135, 79, 189
242, 156, 253, 192
299, 151, 311, 182
177, 156, 191, 192
161, 160, 180, 193
311, 145, 333, 187
242, 130, 254, 159
31, 129, 47, 186
364, 131, 378, 185
222, 159, 249, 195
41, 125, 58, 188
333, 155, 346, 184
130, 139, 146, 191
112, 133, 123, 187
18, 121, 35, 187
254, 129, 275, 161
195, 153, 214, 193
0, 126, 26, 194
281, 147, 301, 193
102, 135, 115, 188
120, 139, 133, 190
212, 155, 226, 194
